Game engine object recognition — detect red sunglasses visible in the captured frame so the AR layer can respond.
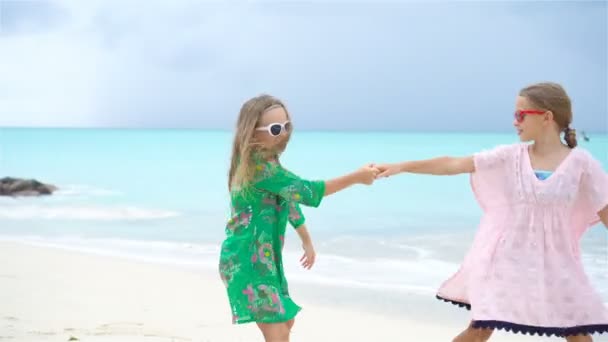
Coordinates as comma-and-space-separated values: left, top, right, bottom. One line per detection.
514, 110, 546, 123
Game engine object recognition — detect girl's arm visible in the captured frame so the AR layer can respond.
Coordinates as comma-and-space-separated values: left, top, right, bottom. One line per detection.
295, 223, 312, 245
255, 162, 377, 207
376, 156, 475, 178
599, 206, 608, 229
324, 165, 377, 196
295, 224, 316, 269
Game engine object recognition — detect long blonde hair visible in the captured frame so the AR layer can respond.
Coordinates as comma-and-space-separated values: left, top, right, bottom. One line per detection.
228, 94, 292, 190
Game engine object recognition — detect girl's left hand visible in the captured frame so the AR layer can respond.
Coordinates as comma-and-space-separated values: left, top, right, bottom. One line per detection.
300, 242, 316, 270
375, 163, 401, 178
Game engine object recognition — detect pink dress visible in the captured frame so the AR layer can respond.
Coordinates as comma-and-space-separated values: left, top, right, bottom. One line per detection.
436, 143, 608, 337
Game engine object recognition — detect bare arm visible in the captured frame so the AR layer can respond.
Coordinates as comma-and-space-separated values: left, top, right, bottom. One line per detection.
324, 172, 365, 196
378, 156, 475, 177
295, 224, 312, 245
256, 163, 376, 207
323, 165, 377, 196
401, 156, 475, 175
295, 224, 316, 269
599, 205, 608, 229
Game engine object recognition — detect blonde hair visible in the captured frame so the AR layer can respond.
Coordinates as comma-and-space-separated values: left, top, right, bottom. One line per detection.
519, 82, 577, 148
228, 94, 292, 190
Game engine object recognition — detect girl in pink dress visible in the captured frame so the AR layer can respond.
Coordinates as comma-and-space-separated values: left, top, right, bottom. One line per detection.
375, 82, 608, 342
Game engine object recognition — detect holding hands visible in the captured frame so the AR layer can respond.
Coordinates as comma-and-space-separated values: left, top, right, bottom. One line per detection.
372, 163, 402, 179
351, 162, 403, 186
354, 164, 380, 185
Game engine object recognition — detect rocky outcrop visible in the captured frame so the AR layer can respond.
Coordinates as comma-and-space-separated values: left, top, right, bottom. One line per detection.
0, 177, 57, 197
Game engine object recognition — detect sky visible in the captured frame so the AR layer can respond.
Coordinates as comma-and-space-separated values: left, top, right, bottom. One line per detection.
0, 0, 606, 132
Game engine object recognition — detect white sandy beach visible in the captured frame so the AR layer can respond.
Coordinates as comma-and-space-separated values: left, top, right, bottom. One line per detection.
0, 241, 584, 342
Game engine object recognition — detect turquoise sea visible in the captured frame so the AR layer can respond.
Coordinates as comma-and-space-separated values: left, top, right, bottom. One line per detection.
0, 128, 606, 304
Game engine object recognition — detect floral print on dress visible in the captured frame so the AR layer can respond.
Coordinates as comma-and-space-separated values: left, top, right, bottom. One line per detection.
227, 208, 252, 233
287, 201, 304, 228
258, 243, 275, 270
218, 155, 325, 324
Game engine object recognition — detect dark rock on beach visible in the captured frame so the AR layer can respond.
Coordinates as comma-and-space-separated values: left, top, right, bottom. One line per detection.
0, 177, 58, 197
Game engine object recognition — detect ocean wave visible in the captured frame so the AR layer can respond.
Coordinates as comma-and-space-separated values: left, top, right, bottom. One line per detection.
54, 184, 123, 197
0, 235, 455, 294
2, 235, 605, 301
0, 205, 180, 220
0, 235, 218, 268
290, 273, 439, 295
278, 249, 460, 295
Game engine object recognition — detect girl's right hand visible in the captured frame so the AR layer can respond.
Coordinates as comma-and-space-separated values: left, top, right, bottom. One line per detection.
356, 164, 379, 185
375, 163, 402, 178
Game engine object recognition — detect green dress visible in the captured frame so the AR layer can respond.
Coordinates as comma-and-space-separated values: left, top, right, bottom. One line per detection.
218, 156, 326, 324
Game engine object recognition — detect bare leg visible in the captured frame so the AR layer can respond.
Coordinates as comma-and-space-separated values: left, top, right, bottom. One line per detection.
285, 318, 295, 331
257, 322, 290, 342
453, 322, 493, 342
566, 335, 592, 342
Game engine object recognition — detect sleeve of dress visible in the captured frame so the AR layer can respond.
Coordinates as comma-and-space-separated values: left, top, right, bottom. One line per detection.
288, 202, 306, 229
254, 160, 326, 208
470, 144, 516, 211
472, 144, 514, 173
579, 151, 608, 225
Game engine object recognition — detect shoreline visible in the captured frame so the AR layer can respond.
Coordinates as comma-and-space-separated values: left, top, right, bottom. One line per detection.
0, 241, 558, 341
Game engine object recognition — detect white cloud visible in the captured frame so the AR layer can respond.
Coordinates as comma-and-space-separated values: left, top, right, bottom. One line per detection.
1, 0, 287, 127
0, 0, 605, 131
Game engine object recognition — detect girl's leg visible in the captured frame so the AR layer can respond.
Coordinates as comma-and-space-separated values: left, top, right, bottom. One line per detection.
256, 322, 290, 342
285, 318, 295, 331
453, 321, 493, 342
566, 335, 592, 342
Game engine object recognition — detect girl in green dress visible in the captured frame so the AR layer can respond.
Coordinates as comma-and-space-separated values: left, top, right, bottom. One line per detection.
219, 94, 378, 342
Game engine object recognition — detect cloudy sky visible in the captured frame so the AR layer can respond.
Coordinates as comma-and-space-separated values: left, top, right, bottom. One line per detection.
0, 0, 606, 131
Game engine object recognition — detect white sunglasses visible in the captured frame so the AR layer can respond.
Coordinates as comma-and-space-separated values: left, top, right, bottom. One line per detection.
256, 121, 291, 137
